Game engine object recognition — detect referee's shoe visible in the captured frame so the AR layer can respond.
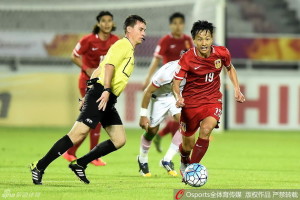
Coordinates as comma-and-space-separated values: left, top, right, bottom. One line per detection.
69, 161, 90, 184
29, 161, 44, 185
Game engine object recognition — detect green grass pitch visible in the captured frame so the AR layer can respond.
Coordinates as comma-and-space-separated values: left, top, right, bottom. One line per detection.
0, 126, 299, 200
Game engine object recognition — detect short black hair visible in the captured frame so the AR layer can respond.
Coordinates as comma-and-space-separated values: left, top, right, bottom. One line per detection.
191, 20, 214, 39
96, 11, 113, 22
169, 12, 185, 24
92, 11, 116, 34
123, 15, 146, 33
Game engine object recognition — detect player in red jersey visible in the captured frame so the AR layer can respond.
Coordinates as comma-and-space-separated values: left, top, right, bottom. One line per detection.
143, 12, 193, 152
172, 20, 246, 176
63, 11, 119, 166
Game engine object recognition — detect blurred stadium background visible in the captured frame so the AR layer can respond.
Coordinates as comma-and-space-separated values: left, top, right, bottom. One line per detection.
0, 0, 299, 130
0, 0, 300, 198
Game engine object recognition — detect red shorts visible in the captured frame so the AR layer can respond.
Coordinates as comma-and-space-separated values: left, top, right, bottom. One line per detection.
180, 103, 222, 137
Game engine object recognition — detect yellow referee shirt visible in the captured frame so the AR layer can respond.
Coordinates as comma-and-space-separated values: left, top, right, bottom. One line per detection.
97, 38, 134, 96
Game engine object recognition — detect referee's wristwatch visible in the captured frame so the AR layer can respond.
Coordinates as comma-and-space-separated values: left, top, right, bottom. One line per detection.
103, 88, 112, 94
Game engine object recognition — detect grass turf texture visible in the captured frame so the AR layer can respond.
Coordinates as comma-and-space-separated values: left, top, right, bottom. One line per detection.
0, 126, 299, 200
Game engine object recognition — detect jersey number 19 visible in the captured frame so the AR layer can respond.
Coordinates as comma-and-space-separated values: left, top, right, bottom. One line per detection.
205, 72, 214, 82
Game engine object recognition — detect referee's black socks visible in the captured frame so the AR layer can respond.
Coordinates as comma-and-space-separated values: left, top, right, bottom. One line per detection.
37, 135, 73, 170
77, 140, 117, 168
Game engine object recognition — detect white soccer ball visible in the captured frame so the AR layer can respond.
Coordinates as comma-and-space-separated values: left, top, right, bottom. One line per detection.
184, 163, 208, 187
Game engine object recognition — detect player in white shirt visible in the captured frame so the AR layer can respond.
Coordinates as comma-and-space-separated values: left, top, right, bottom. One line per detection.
138, 59, 186, 177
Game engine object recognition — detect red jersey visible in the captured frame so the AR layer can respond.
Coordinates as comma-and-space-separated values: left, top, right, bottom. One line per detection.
174, 45, 232, 108
154, 34, 193, 64
73, 33, 119, 88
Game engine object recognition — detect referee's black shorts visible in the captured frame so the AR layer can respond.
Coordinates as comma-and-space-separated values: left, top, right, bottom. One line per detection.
77, 83, 122, 129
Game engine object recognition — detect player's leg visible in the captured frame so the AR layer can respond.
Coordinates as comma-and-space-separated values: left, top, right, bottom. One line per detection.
163, 112, 181, 162
179, 134, 195, 175
154, 118, 170, 152
69, 104, 123, 184
30, 121, 90, 185
70, 125, 124, 184
160, 108, 181, 176
75, 125, 125, 168
160, 128, 182, 177
89, 123, 107, 166
179, 107, 200, 176
138, 125, 159, 177
190, 116, 217, 164
63, 87, 86, 161
190, 104, 222, 164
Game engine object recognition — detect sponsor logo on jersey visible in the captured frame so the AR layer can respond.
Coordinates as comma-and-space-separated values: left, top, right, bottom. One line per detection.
170, 44, 176, 49
92, 47, 98, 51
214, 59, 222, 69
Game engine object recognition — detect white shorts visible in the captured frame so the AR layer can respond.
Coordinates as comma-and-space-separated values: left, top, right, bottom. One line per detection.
149, 95, 181, 127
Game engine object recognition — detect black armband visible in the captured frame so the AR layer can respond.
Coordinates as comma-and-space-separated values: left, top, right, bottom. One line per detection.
86, 78, 99, 86
103, 88, 112, 94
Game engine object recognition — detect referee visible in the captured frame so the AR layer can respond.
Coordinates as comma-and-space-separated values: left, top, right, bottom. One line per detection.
30, 15, 146, 185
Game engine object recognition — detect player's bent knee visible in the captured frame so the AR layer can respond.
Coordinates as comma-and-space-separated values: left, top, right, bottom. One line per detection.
68, 132, 87, 145
200, 124, 214, 138
112, 137, 126, 149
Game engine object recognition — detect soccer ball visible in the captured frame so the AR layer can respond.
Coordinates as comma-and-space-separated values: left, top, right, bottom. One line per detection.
184, 163, 208, 187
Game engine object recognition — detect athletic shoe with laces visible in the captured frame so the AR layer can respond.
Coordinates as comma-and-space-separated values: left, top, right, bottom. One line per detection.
137, 156, 151, 177
69, 160, 90, 184
160, 159, 178, 177
29, 161, 44, 185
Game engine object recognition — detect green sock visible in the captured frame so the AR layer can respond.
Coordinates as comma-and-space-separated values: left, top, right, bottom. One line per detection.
143, 132, 156, 141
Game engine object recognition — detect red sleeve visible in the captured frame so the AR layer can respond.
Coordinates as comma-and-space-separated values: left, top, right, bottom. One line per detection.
174, 53, 189, 80
73, 35, 90, 57
153, 36, 168, 58
223, 47, 232, 67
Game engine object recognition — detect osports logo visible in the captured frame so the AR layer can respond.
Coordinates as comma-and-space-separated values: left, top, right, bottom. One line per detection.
175, 189, 185, 200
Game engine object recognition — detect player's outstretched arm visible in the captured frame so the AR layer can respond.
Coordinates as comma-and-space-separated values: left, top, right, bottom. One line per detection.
225, 64, 246, 103
139, 84, 158, 131
142, 57, 161, 90
172, 78, 185, 108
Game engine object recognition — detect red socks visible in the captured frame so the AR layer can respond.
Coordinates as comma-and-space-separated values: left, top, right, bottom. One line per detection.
89, 123, 101, 150
190, 138, 209, 164
179, 144, 191, 164
158, 120, 180, 137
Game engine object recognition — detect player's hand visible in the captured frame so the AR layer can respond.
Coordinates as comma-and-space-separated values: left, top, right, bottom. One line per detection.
79, 97, 85, 111
139, 116, 149, 132
96, 91, 110, 111
176, 96, 185, 108
85, 68, 96, 77
235, 89, 246, 103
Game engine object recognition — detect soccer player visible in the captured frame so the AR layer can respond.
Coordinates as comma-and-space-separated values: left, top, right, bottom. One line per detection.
138, 56, 186, 177
143, 12, 193, 153
63, 11, 119, 166
172, 20, 246, 176
29, 15, 146, 185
